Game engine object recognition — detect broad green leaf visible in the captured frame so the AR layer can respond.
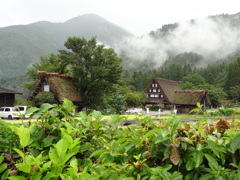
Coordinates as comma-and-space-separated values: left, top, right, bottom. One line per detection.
63, 145, 80, 164
204, 153, 219, 171
186, 159, 195, 171
0, 163, 7, 173
184, 137, 193, 145
39, 103, 54, 113
62, 98, 75, 112
42, 172, 56, 180
80, 142, 91, 152
55, 137, 68, 155
230, 134, 240, 153
199, 174, 213, 180
13, 148, 25, 159
49, 148, 59, 164
1, 170, 9, 180
0, 155, 4, 163
25, 107, 38, 115
41, 161, 52, 172
17, 163, 31, 174
9, 176, 27, 180
207, 141, 220, 157
91, 110, 102, 119
140, 129, 160, 143
196, 143, 202, 151
70, 158, 78, 169
193, 150, 203, 168
42, 136, 57, 147
30, 172, 42, 180
90, 149, 107, 158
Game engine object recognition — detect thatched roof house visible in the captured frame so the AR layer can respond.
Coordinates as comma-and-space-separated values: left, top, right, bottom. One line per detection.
172, 90, 209, 113
145, 77, 210, 113
28, 71, 83, 106
0, 87, 22, 107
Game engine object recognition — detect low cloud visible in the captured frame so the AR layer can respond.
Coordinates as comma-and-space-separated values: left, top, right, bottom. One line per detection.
116, 15, 240, 68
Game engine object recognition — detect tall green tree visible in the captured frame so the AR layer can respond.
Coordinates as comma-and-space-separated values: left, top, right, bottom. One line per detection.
58, 37, 123, 108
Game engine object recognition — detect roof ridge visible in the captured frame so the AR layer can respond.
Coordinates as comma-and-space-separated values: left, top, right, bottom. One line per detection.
154, 77, 178, 84
37, 71, 74, 79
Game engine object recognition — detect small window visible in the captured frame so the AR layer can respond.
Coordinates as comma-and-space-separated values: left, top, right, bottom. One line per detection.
5, 108, 10, 112
44, 85, 50, 92
161, 95, 163, 98
149, 89, 152, 92
18, 107, 24, 111
0, 108, 4, 112
153, 89, 156, 92
152, 84, 154, 87
155, 83, 158, 87
150, 94, 155, 97
155, 94, 159, 97
158, 89, 160, 92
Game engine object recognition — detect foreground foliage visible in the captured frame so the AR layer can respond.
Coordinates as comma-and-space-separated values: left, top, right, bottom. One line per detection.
0, 99, 240, 179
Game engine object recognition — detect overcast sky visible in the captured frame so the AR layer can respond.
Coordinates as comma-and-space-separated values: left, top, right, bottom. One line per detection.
0, 0, 239, 36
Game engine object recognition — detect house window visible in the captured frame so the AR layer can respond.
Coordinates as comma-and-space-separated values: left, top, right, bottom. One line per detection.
153, 89, 156, 92
152, 84, 154, 87
155, 94, 159, 98
158, 89, 160, 92
149, 89, 152, 92
44, 85, 50, 92
150, 94, 155, 98
155, 83, 158, 87
161, 95, 163, 98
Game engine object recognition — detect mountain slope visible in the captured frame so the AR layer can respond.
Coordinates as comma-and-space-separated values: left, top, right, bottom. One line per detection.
0, 14, 133, 78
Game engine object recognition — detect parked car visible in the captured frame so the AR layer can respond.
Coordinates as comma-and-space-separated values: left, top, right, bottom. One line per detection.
0, 107, 20, 119
17, 106, 32, 118
126, 108, 143, 114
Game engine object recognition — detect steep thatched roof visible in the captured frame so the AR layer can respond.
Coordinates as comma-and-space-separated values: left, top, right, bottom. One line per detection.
28, 71, 83, 102
172, 90, 208, 105
152, 77, 181, 103
0, 87, 22, 94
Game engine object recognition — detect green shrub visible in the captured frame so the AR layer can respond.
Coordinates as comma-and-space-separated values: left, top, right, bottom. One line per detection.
218, 108, 235, 116
0, 99, 240, 179
33, 91, 55, 105
149, 105, 160, 111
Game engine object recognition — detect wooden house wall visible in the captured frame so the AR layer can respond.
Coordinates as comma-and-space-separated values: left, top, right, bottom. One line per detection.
145, 80, 167, 105
0, 94, 15, 107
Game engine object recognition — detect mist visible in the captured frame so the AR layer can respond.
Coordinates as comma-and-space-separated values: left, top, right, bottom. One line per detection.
116, 15, 240, 68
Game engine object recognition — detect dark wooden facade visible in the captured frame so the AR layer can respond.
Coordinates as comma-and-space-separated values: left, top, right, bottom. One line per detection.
0, 87, 22, 107
145, 77, 181, 105
145, 77, 210, 113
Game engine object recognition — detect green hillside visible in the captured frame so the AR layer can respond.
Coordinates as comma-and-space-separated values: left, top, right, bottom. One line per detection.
0, 14, 132, 78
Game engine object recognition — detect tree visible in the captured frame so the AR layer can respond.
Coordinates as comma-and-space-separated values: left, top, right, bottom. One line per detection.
180, 73, 206, 87
27, 54, 67, 80
198, 84, 227, 107
59, 37, 123, 108
225, 57, 240, 93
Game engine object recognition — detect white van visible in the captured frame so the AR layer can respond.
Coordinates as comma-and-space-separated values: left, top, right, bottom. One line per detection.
0, 107, 20, 119
17, 106, 32, 118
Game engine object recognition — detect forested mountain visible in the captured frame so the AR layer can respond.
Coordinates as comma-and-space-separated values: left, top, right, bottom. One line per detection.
0, 14, 132, 78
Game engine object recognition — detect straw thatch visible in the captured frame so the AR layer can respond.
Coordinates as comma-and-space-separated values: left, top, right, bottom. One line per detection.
28, 71, 83, 103
154, 77, 181, 103
173, 90, 209, 105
